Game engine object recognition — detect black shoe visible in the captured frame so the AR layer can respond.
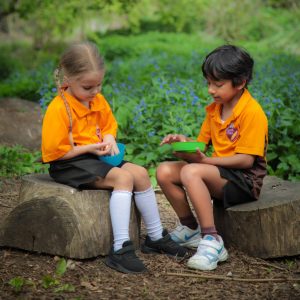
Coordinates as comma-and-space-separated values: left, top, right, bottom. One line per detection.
141, 229, 188, 257
105, 241, 147, 274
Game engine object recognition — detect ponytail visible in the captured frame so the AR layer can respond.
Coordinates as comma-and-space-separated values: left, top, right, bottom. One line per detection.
54, 67, 75, 149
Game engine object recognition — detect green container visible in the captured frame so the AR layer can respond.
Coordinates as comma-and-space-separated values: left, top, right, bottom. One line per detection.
171, 141, 206, 153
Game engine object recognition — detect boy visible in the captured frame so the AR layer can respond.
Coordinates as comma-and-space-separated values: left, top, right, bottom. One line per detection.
157, 45, 268, 271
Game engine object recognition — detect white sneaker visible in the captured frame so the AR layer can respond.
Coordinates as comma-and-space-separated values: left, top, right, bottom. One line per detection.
187, 235, 228, 271
170, 224, 201, 249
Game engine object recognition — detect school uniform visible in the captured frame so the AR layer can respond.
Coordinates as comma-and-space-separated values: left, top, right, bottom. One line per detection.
42, 92, 123, 188
197, 89, 268, 208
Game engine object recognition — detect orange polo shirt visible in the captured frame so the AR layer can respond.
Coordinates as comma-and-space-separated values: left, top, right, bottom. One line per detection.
197, 89, 268, 158
42, 92, 118, 163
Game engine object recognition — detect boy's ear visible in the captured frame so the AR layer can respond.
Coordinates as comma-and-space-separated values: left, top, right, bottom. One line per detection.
237, 79, 247, 90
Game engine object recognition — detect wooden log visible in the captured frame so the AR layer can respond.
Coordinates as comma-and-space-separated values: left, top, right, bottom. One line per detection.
0, 174, 141, 259
213, 176, 300, 258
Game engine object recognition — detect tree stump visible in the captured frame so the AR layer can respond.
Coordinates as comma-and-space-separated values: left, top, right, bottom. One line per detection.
214, 176, 300, 258
0, 174, 141, 259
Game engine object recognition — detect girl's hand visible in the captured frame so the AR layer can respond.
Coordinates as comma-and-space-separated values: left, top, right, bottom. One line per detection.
160, 134, 187, 145
174, 148, 207, 163
103, 134, 119, 155
89, 142, 112, 156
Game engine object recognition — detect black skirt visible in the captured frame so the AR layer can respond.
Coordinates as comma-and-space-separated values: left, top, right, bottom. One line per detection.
49, 154, 126, 189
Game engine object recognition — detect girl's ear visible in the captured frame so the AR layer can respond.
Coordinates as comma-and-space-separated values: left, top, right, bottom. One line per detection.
61, 76, 69, 89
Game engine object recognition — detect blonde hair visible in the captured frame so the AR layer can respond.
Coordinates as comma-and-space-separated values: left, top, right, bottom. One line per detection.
54, 41, 105, 148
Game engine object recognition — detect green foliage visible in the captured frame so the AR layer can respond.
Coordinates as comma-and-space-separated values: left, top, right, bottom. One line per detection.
0, 145, 48, 177
251, 53, 300, 181
42, 258, 75, 293
0, 32, 299, 183
97, 34, 300, 182
0, 60, 56, 101
2, 0, 138, 48
8, 277, 34, 293
266, 0, 299, 9
0, 51, 16, 80
123, 0, 208, 33
8, 258, 75, 294
55, 258, 68, 277
2, 0, 300, 54
9, 277, 24, 293
42, 275, 60, 289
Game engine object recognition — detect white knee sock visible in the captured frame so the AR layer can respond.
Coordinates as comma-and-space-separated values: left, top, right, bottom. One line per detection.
110, 190, 132, 251
134, 187, 163, 241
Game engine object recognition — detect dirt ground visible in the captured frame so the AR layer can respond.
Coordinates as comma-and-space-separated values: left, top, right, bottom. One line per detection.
0, 178, 299, 300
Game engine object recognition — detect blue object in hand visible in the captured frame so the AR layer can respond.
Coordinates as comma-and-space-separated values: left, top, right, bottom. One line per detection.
99, 143, 125, 166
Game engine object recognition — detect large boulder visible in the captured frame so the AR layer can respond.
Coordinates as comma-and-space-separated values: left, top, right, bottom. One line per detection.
0, 98, 42, 150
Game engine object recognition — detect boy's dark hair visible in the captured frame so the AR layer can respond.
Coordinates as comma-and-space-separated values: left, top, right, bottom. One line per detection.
202, 45, 254, 87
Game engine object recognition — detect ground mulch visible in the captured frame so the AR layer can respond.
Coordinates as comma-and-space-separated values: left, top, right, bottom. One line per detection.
0, 178, 299, 300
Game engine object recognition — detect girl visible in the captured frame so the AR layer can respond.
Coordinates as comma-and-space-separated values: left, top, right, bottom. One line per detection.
42, 41, 187, 274
157, 45, 268, 271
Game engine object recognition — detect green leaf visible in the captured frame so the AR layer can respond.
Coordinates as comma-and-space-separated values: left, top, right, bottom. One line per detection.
42, 275, 60, 289
9, 277, 25, 292
55, 258, 67, 276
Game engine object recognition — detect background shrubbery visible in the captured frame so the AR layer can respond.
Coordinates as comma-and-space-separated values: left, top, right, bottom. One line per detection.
0, 0, 299, 183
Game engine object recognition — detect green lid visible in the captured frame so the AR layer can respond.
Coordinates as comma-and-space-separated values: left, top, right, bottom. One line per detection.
171, 141, 206, 153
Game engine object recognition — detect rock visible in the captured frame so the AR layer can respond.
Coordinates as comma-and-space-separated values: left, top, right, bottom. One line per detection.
0, 98, 42, 150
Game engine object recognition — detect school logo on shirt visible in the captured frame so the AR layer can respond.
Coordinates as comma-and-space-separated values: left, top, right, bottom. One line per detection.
226, 122, 239, 142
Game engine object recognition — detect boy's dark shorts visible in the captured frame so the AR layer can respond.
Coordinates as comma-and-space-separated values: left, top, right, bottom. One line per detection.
49, 154, 127, 189
215, 167, 256, 209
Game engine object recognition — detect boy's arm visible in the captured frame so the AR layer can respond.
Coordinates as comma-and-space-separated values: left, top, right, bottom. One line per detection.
175, 152, 255, 169
199, 153, 255, 169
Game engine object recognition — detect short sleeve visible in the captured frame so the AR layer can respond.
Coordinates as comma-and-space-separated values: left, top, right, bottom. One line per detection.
197, 113, 211, 144
235, 107, 268, 157
41, 100, 72, 162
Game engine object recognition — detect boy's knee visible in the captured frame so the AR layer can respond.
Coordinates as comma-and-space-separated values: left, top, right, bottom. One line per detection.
156, 162, 172, 181
180, 164, 204, 183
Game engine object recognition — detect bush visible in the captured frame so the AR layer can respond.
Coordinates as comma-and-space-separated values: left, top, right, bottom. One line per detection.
0, 52, 16, 81
0, 61, 56, 102
0, 146, 48, 178
1, 33, 299, 183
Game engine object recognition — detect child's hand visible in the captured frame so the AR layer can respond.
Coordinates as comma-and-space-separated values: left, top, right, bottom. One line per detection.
174, 148, 207, 163
103, 134, 119, 155
89, 142, 112, 156
160, 134, 187, 145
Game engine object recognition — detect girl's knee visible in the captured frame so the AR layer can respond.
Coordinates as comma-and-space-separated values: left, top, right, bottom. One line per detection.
113, 168, 134, 189
134, 165, 149, 180
133, 166, 151, 189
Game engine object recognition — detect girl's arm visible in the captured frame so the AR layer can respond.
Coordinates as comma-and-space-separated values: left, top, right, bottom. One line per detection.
175, 151, 255, 169
59, 142, 111, 160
